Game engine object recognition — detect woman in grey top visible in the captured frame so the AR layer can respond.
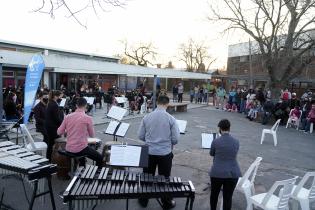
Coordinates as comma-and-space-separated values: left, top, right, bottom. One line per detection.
210, 119, 241, 210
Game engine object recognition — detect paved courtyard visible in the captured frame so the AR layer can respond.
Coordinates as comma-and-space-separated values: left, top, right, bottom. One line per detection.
1, 106, 315, 210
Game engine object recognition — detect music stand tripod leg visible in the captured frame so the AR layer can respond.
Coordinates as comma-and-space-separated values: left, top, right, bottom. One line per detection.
185, 197, 190, 210
47, 176, 56, 210
28, 180, 38, 210
126, 199, 129, 210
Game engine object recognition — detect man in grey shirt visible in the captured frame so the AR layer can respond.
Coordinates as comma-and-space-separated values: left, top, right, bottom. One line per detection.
138, 95, 180, 208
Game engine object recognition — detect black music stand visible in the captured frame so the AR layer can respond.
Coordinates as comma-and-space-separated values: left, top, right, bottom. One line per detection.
104, 120, 130, 141
104, 106, 128, 141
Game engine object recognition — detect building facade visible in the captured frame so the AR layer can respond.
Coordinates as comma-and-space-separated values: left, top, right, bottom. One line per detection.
226, 41, 315, 93
0, 39, 210, 93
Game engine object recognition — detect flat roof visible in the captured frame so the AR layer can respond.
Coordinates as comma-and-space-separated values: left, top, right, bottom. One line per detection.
0, 39, 119, 61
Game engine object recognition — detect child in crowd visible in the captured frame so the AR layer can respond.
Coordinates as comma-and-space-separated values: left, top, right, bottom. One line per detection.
288, 106, 301, 128
247, 100, 259, 121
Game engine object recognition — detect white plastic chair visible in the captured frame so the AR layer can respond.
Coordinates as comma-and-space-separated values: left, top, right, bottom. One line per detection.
20, 124, 47, 157
286, 109, 302, 130
220, 157, 263, 210
291, 172, 315, 210
250, 176, 298, 210
261, 119, 281, 146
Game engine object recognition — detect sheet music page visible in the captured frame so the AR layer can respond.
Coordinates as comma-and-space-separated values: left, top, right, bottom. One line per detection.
115, 97, 126, 104
59, 98, 67, 107
107, 106, 127, 121
176, 120, 187, 134
110, 145, 142, 167
201, 133, 214, 149
115, 122, 130, 137
109, 145, 124, 165
105, 121, 120, 135
84, 97, 95, 105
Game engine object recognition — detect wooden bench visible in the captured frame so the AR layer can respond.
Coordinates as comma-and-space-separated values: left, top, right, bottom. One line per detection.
167, 103, 188, 114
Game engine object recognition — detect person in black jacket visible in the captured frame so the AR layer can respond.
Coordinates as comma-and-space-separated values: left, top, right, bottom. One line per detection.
4, 92, 21, 121
44, 90, 64, 161
262, 98, 274, 125
33, 91, 49, 144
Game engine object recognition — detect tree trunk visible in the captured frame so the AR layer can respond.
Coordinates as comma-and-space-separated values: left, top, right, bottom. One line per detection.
269, 78, 289, 102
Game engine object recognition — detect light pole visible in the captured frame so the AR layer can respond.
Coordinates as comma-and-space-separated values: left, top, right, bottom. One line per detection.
153, 75, 157, 110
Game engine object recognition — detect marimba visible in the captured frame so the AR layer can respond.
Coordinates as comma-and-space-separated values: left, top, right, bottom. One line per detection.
0, 141, 57, 210
63, 165, 195, 210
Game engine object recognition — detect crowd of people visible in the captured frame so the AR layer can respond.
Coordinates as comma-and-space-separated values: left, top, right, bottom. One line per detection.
209, 86, 315, 133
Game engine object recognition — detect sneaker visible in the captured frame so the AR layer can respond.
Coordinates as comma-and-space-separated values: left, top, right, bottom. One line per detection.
161, 199, 176, 209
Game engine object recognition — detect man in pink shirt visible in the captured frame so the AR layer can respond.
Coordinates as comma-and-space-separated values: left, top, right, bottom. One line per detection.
57, 98, 103, 166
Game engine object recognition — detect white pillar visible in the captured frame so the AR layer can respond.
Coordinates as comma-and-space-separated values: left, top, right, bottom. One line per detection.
43, 71, 49, 87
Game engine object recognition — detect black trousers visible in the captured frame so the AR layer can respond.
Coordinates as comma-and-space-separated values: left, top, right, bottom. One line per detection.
143, 152, 173, 177
178, 93, 183, 103
210, 177, 238, 210
68, 146, 103, 167
46, 128, 59, 162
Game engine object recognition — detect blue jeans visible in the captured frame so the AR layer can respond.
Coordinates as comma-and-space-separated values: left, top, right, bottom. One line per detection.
240, 100, 246, 113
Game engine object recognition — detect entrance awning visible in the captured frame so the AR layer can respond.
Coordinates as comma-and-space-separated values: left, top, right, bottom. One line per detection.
54, 63, 211, 80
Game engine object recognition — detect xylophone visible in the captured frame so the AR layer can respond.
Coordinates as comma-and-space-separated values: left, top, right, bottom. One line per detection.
0, 140, 57, 210
63, 165, 195, 210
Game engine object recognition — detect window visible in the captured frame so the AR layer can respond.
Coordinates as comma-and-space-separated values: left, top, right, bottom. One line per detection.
3, 71, 14, 78
240, 56, 249, 62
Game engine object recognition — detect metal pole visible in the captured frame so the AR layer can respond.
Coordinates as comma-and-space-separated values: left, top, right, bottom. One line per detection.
124, 75, 128, 92
165, 78, 168, 91
153, 75, 157, 110
207, 79, 210, 106
0, 63, 3, 121
249, 38, 253, 87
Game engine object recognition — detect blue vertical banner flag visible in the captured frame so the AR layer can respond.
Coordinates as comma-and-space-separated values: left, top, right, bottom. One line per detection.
23, 55, 45, 124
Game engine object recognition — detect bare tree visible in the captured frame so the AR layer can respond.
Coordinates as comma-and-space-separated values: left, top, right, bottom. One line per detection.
122, 40, 158, 67
33, 0, 127, 28
178, 38, 216, 73
209, 0, 315, 97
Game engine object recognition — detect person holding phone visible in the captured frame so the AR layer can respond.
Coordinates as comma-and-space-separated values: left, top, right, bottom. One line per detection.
209, 119, 241, 210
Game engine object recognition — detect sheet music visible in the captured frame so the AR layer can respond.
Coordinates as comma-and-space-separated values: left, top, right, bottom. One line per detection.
105, 121, 120, 135
59, 98, 67, 107
107, 106, 127, 121
115, 97, 126, 104
115, 122, 130, 137
84, 97, 95, 105
176, 120, 187, 134
110, 145, 142, 167
88, 138, 101, 144
201, 133, 214, 149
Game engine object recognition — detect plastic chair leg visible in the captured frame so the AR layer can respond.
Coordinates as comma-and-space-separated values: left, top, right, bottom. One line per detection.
260, 131, 265, 144
310, 123, 313, 133
299, 199, 310, 210
272, 133, 277, 146
286, 120, 290, 128
243, 187, 253, 210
